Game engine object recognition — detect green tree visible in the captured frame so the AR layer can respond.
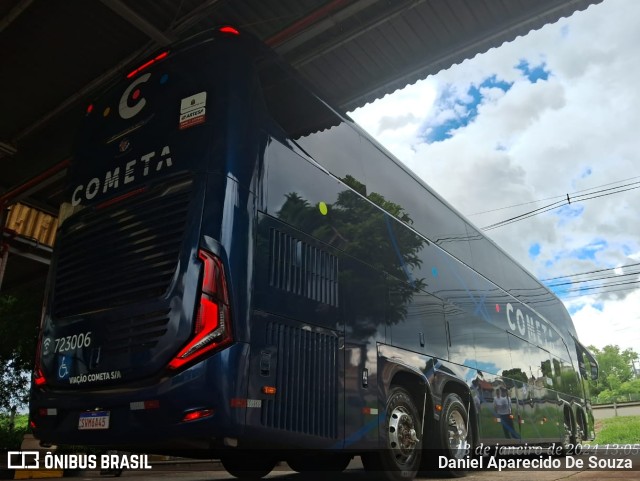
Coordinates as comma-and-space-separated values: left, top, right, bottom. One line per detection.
619, 378, 640, 396
588, 344, 639, 401
0, 281, 43, 413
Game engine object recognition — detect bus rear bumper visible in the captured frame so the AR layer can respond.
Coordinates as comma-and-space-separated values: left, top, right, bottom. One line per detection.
29, 343, 248, 455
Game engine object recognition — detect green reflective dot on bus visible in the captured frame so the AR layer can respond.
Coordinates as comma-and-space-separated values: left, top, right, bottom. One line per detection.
319, 202, 328, 216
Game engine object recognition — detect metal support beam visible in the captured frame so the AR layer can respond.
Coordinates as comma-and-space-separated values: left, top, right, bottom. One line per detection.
0, 159, 70, 208
273, 0, 382, 55
8, 242, 52, 266
0, 140, 17, 156
100, 0, 173, 46
0, 239, 8, 291
0, 0, 34, 34
267, 0, 353, 49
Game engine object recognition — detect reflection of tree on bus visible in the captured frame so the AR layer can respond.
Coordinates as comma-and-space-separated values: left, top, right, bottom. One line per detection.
274, 174, 426, 338
493, 388, 520, 439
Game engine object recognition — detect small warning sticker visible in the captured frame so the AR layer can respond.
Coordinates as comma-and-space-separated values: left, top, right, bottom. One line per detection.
179, 92, 207, 130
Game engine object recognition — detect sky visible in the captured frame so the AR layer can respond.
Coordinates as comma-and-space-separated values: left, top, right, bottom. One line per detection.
349, 0, 640, 357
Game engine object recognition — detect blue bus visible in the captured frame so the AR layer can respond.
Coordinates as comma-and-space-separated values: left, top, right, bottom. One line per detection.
30, 26, 598, 480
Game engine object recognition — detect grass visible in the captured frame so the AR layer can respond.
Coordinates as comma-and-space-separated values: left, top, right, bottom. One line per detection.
0, 413, 29, 450
589, 416, 640, 444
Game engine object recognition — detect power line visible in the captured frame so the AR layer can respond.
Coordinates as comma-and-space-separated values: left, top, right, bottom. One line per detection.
483, 182, 640, 230
469, 194, 566, 216
469, 174, 640, 217
482, 199, 565, 231
558, 279, 640, 294
541, 262, 640, 299
545, 270, 640, 288
482, 179, 640, 230
539, 261, 640, 282
557, 285, 640, 300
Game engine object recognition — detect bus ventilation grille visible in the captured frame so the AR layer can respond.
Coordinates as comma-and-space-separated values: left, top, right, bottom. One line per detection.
261, 322, 338, 438
268, 229, 339, 307
103, 309, 171, 355
53, 189, 190, 318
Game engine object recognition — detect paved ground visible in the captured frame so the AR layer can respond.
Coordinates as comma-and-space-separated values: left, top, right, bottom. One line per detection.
6, 455, 638, 481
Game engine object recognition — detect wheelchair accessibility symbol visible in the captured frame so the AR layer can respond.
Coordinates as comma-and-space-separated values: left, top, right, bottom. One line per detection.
58, 355, 70, 380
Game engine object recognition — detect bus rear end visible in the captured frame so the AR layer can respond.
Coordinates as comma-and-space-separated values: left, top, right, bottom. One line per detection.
30, 29, 261, 454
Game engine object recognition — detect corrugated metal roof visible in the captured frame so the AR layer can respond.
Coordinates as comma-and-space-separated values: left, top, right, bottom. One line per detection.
285, 0, 604, 110
0, 0, 602, 200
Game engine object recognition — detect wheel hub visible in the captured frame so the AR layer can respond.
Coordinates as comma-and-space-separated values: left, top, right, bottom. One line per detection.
388, 406, 420, 463
447, 410, 468, 458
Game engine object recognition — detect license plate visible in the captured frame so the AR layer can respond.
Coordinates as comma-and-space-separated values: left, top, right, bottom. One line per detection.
78, 411, 110, 430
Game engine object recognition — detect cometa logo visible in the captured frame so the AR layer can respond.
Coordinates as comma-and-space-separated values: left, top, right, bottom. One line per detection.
119, 73, 151, 120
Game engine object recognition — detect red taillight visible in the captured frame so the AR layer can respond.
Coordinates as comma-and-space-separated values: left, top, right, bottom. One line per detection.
199, 250, 228, 299
34, 370, 47, 387
219, 25, 240, 35
126, 50, 170, 79
182, 408, 215, 422
168, 250, 232, 370
33, 332, 47, 387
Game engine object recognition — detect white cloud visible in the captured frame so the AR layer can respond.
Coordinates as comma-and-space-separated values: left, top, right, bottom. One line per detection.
571, 290, 640, 353
351, 77, 438, 137
349, 0, 640, 355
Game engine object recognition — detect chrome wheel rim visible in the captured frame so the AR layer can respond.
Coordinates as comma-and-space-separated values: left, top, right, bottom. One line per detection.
388, 405, 420, 465
447, 410, 468, 458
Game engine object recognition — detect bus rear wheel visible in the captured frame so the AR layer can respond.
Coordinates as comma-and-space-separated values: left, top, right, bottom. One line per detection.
560, 408, 575, 455
432, 393, 471, 477
220, 453, 277, 479
441, 394, 470, 459
362, 387, 422, 481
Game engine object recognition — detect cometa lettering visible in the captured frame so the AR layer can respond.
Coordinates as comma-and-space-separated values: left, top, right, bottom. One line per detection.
505, 302, 554, 349
71, 145, 173, 206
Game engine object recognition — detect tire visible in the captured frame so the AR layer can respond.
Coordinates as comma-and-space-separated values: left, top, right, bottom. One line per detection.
287, 452, 351, 473
560, 409, 574, 455
362, 387, 422, 481
426, 393, 471, 477
574, 411, 585, 445
440, 394, 471, 460
221, 453, 277, 479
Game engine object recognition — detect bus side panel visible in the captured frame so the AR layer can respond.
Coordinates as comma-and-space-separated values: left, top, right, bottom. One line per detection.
244, 310, 344, 450
340, 255, 386, 450
257, 137, 395, 450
